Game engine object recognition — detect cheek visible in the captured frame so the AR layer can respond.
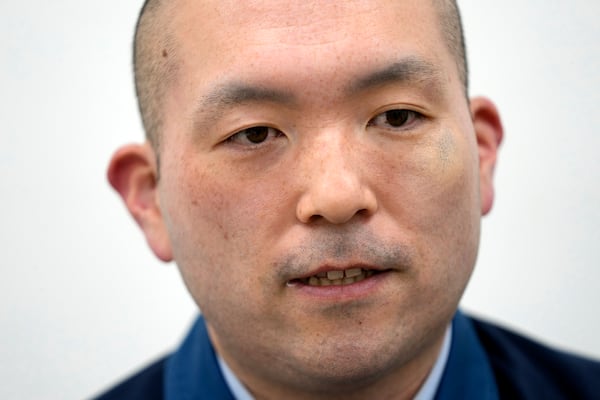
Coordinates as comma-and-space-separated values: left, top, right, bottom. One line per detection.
377, 128, 480, 277
159, 156, 292, 306
382, 129, 478, 226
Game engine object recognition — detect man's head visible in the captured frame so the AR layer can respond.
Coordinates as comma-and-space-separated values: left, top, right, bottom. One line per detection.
109, 1, 502, 398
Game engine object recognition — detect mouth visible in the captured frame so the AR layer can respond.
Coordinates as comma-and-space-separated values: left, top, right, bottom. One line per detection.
287, 267, 388, 287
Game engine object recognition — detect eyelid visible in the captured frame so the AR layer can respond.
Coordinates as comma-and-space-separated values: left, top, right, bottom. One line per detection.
224, 125, 284, 147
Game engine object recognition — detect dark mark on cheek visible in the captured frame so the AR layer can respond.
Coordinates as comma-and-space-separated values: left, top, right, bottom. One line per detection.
162, 49, 168, 58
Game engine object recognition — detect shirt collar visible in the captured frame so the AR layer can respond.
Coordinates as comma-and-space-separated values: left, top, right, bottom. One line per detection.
217, 355, 254, 400
414, 324, 452, 400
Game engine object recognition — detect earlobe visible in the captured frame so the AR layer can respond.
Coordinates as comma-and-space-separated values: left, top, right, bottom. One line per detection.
470, 97, 503, 216
107, 142, 173, 262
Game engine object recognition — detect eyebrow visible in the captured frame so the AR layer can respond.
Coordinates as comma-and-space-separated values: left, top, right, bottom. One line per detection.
193, 83, 297, 128
346, 57, 444, 95
204, 83, 295, 107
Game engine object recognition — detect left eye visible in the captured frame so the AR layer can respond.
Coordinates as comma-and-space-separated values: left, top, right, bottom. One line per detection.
368, 109, 420, 129
226, 126, 283, 145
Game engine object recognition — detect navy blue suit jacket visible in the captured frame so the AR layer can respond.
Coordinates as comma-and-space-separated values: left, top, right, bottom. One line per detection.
94, 312, 600, 399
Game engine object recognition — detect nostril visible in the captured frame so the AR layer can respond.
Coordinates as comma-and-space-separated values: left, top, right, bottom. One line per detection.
356, 207, 372, 217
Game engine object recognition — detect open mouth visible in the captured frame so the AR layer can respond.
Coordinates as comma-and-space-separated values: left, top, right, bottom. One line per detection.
288, 268, 386, 287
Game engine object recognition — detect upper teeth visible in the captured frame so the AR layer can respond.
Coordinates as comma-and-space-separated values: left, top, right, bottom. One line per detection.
306, 268, 373, 287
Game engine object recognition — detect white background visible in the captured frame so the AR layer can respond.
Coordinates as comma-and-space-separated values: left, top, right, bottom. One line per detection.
1, 1, 599, 399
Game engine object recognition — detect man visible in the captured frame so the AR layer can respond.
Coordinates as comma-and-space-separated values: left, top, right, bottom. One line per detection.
97, 0, 600, 398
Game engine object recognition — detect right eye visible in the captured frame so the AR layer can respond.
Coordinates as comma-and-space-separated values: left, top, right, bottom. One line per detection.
226, 126, 284, 146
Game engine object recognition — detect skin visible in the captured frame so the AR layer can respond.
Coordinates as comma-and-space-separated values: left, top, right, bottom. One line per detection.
109, 0, 503, 399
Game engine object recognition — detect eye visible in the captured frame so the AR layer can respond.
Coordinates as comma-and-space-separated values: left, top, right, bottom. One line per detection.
367, 109, 421, 130
226, 126, 283, 146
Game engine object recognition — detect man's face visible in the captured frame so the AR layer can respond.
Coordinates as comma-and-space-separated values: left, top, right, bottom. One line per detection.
153, 0, 490, 394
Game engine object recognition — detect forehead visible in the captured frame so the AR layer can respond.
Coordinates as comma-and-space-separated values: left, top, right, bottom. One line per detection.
172, 1, 446, 65
201, 0, 436, 42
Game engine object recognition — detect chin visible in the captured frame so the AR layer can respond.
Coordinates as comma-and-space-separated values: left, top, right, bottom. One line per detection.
274, 321, 432, 393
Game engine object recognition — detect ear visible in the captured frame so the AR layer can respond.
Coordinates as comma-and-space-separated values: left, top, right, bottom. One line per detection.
470, 97, 503, 216
107, 142, 173, 262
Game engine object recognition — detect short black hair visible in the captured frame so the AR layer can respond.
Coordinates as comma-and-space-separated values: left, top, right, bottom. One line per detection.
133, 0, 176, 148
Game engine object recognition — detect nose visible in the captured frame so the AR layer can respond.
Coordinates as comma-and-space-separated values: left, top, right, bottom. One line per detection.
295, 136, 378, 224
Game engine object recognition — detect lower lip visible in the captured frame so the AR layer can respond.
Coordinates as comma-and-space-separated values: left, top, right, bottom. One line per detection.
288, 271, 391, 301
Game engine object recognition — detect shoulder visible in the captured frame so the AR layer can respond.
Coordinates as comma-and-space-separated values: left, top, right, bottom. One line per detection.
92, 356, 167, 400
469, 316, 600, 399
